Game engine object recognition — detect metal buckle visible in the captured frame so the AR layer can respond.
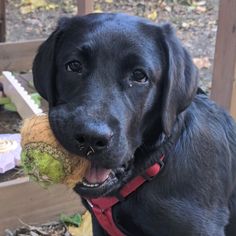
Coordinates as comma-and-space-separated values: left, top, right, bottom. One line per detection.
157, 158, 165, 170
86, 199, 94, 208
142, 159, 165, 181
115, 192, 125, 202
142, 172, 154, 181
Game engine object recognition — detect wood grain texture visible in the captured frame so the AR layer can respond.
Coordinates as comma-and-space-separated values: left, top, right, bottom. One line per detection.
0, 39, 44, 72
0, 177, 85, 232
77, 0, 94, 15
230, 68, 236, 119
1, 72, 43, 118
211, 0, 236, 120
0, 0, 6, 42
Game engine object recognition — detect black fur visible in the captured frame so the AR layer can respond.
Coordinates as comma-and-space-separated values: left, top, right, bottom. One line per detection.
33, 13, 236, 236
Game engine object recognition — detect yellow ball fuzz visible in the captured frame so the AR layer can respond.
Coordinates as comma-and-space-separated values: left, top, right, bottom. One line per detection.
21, 114, 90, 188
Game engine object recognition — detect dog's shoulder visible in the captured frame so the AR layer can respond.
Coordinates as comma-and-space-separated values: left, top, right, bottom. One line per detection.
177, 93, 236, 176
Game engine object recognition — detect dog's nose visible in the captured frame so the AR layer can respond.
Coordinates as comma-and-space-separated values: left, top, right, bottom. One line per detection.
74, 123, 113, 152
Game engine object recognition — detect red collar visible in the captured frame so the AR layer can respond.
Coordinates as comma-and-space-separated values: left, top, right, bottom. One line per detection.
85, 155, 164, 236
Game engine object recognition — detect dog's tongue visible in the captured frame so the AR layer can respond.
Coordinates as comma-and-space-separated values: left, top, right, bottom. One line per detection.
85, 165, 112, 184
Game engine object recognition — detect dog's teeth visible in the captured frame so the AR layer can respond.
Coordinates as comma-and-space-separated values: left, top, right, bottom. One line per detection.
109, 170, 115, 178
82, 181, 99, 188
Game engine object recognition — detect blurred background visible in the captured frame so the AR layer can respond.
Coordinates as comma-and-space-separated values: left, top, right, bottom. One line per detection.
6, 0, 218, 89
1, 0, 219, 134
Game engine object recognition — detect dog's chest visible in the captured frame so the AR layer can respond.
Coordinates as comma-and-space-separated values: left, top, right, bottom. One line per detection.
112, 182, 163, 235
111, 181, 194, 236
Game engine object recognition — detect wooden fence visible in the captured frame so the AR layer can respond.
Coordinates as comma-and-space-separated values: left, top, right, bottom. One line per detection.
211, 0, 236, 119
0, 0, 235, 118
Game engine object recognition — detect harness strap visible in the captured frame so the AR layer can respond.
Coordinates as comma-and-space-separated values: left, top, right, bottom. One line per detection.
86, 155, 164, 236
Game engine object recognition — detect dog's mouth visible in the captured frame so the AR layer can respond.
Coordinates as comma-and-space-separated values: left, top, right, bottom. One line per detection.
74, 160, 132, 198
83, 166, 112, 187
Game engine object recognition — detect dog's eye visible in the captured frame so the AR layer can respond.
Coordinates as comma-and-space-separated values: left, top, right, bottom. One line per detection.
132, 70, 148, 83
65, 60, 83, 74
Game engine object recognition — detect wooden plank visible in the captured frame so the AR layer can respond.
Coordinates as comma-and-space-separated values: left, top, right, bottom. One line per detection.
0, 177, 85, 232
77, 0, 93, 15
211, 0, 236, 118
14, 72, 49, 112
230, 67, 236, 119
1, 71, 43, 119
0, 39, 44, 72
0, 0, 6, 42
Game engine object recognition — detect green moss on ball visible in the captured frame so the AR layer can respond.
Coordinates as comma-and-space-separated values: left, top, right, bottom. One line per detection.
21, 142, 71, 187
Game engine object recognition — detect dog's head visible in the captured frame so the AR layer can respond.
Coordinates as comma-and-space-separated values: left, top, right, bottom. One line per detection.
33, 13, 198, 197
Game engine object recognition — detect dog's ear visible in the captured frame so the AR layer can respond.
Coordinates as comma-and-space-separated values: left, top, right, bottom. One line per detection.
160, 24, 198, 136
33, 17, 70, 106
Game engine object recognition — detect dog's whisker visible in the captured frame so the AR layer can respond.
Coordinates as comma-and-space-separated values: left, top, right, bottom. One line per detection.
86, 149, 93, 157
89, 146, 95, 153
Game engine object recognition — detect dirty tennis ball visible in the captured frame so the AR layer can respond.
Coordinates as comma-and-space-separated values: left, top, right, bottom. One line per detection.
20, 114, 90, 187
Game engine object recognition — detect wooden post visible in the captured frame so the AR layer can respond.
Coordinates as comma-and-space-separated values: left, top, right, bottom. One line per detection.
0, 0, 6, 42
0, 39, 44, 72
77, 0, 93, 16
211, 0, 236, 119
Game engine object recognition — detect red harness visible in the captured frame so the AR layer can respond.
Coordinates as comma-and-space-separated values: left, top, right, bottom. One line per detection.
86, 156, 164, 236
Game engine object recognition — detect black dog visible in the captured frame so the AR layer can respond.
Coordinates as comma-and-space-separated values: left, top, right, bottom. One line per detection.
33, 13, 236, 236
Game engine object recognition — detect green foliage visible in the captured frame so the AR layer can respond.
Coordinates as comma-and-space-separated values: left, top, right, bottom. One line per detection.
0, 97, 11, 105
60, 213, 82, 227
0, 96, 17, 112
30, 92, 42, 107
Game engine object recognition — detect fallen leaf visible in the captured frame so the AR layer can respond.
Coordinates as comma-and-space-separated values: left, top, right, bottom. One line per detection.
105, 0, 113, 3
68, 211, 92, 236
165, 6, 172, 12
45, 3, 58, 10
195, 6, 207, 13
60, 213, 82, 227
193, 57, 211, 69
20, 5, 32, 14
147, 11, 158, 21
20, 0, 56, 14
20, 0, 31, 5
20, 0, 47, 8
30, 93, 42, 107
208, 20, 216, 25
94, 4, 103, 13
93, 9, 103, 13
0, 96, 17, 112
182, 22, 190, 29
0, 97, 11, 105
193, 0, 206, 6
